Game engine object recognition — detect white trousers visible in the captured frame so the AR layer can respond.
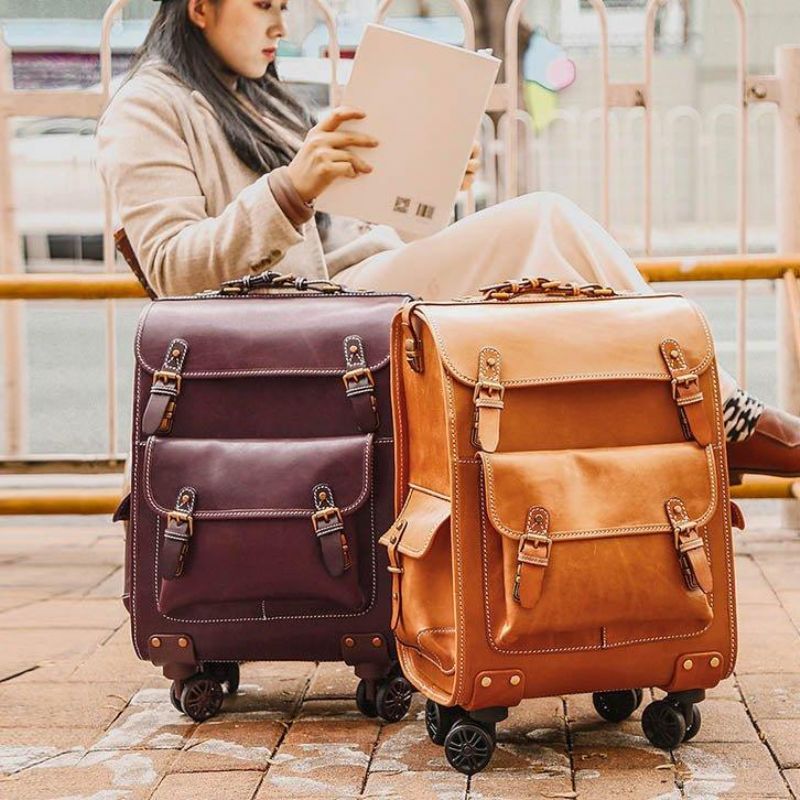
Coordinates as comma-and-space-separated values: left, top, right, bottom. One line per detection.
337, 191, 737, 401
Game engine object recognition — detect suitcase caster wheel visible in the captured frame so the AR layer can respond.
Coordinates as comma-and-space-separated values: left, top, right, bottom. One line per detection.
169, 681, 183, 713
443, 719, 495, 775
425, 699, 464, 745
642, 700, 687, 749
355, 679, 378, 718
179, 673, 224, 722
593, 688, 644, 723
683, 704, 701, 742
375, 674, 414, 723
204, 662, 240, 694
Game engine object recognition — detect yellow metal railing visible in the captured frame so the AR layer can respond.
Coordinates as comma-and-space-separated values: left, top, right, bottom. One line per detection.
2, 253, 800, 512
3, 254, 800, 300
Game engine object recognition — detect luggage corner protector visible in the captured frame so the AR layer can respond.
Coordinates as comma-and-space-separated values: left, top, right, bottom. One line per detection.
662, 651, 724, 692
469, 670, 526, 708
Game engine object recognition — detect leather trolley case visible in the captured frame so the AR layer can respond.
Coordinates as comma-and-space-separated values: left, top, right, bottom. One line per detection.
119, 270, 415, 723
381, 277, 740, 774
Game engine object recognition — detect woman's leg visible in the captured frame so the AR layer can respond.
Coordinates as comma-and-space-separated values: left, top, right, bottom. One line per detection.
337, 191, 651, 298
338, 191, 800, 477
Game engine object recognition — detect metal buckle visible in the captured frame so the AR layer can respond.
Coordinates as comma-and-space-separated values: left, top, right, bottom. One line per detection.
153, 370, 182, 394
166, 510, 193, 537
671, 373, 699, 400
312, 506, 344, 535
473, 380, 505, 406
342, 367, 375, 390
517, 532, 552, 562
672, 519, 698, 550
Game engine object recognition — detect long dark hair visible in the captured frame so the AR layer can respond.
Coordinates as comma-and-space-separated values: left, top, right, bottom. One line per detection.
128, 0, 330, 235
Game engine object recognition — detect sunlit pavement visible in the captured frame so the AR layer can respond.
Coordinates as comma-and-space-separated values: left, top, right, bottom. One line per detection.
0, 503, 798, 800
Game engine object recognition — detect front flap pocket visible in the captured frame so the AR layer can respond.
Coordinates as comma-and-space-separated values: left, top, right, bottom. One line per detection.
380, 484, 451, 559
478, 442, 717, 648
144, 435, 373, 614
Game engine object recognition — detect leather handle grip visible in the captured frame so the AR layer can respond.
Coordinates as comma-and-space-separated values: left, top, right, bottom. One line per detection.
478, 276, 617, 302
206, 270, 347, 297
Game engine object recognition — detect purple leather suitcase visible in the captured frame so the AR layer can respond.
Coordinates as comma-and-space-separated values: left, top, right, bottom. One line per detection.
117, 272, 414, 722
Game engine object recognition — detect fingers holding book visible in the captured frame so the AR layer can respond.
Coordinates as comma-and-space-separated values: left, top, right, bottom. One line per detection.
287, 106, 380, 203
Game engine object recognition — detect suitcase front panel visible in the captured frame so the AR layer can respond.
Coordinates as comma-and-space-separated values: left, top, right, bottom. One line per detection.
478, 441, 717, 650
142, 434, 375, 617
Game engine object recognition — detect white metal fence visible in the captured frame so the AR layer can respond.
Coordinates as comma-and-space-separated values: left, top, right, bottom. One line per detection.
0, 0, 799, 468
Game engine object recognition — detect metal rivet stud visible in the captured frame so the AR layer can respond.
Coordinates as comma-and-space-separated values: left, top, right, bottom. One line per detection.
181, 494, 189, 504
670, 349, 680, 359
509, 675, 521, 686
480, 676, 492, 688
392, 593, 398, 600
344, 637, 355, 648
349, 345, 359, 354
710, 656, 721, 668
178, 637, 188, 649
319, 491, 327, 501
683, 659, 694, 670
151, 637, 161, 648
371, 637, 382, 648
172, 349, 181, 357
486, 357, 496, 367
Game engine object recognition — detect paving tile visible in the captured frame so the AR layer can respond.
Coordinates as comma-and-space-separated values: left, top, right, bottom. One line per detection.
784, 768, 800, 797
687, 698, 762, 743
91, 697, 197, 751
758, 719, 800, 769
0, 748, 176, 800
779, 590, 800, 632
468, 769, 574, 799
735, 555, 780, 605
169, 718, 284, 772
0, 627, 112, 680
734, 604, 800, 674
572, 744, 678, 799
0, 589, 54, 613
0, 682, 139, 730
755, 555, 800, 595
0, 728, 96, 776
364, 769, 467, 799
150, 766, 262, 800
258, 716, 379, 798
0, 597, 127, 629
737, 673, 800, 720
0, 563, 113, 590
306, 661, 359, 699
370, 720, 447, 772
676, 742, 790, 799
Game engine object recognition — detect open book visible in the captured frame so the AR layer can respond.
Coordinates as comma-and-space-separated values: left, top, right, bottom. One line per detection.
314, 23, 501, 240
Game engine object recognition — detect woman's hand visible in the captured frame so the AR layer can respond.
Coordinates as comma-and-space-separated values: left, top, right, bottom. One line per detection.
460, 139, 481, 192
287, 106, 379, 204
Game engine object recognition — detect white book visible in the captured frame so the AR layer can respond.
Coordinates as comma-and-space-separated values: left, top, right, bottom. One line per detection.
314, 23, 501, 240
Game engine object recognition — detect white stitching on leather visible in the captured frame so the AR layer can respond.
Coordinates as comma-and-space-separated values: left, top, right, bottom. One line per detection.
422, 294, 716, 388
479, 445, 718, 542
143, 435, 374, 518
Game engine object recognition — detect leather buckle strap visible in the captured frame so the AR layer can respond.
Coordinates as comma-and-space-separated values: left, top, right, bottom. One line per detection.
161, 488, 196, 580
401, 302, 425, 373
383, 517, 407, 630
513, 507, 551, 609
311, 484, 351, 577
471, 347, 504, 453
660, 339, 712, 446
666, 497, 713, 594
142, 339, 189, 436
342, 335, 379, 432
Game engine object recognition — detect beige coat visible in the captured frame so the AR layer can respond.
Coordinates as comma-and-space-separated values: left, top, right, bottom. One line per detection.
96, 60, 406, 297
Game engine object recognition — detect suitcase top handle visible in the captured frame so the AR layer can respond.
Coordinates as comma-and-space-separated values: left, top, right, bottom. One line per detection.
200, 269, 348, 298
478, 276, 617, 302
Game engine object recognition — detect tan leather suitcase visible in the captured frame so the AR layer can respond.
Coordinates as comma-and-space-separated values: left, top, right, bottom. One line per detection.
380, 278, 740, 774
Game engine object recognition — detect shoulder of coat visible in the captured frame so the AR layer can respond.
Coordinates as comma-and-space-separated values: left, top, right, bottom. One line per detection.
102, 61, 195, 121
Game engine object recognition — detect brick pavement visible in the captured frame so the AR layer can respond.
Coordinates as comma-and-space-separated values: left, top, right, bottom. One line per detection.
0, 504, 798, 800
